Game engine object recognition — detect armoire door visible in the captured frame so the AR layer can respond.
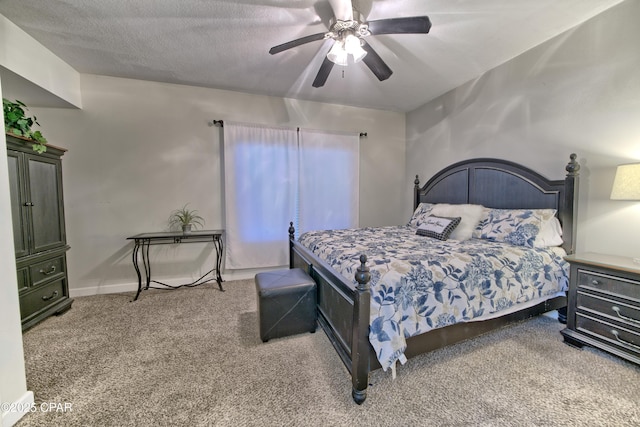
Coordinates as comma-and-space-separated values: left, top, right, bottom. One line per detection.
7, 150, 30, 258
25, 154, 66, 254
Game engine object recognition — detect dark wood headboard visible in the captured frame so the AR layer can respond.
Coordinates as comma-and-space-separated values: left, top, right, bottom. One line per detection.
413, 154, 580, 254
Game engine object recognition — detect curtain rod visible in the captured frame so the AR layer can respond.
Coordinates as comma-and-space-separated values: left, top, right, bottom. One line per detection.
208, 119, 367, 137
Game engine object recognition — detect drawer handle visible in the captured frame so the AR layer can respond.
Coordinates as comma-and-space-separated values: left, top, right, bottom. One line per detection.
39, 265, 57, 275
611, 330, 640, 351
612, 306, 640, 325
41, 290, 59, 301
590, 279, 600, 286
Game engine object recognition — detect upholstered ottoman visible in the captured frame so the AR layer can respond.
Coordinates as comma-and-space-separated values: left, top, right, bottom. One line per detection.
255, 268, 317, 342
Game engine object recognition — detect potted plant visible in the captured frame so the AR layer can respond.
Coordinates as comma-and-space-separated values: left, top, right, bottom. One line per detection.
169, 204, 205, 234
3, 98, 48, 153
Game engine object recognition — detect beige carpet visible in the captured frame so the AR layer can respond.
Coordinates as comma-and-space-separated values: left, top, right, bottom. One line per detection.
18, 279, 640, 426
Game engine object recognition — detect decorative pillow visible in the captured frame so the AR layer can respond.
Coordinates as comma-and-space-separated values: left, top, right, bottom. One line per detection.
430, 204, 485, 241
474, 208, 557, 248
416, 215, 462, 241
408, 203, 435, 227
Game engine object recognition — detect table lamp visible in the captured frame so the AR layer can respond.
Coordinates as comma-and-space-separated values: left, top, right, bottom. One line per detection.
610, 162, 640, 264
610, 163, 640, 200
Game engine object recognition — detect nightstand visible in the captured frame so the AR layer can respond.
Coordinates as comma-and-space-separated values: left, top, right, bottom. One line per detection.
561, 253, 640, 365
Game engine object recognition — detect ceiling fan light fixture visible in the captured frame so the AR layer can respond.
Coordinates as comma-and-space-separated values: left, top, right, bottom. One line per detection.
327, 32, 367, 66
269, 3, 430, 87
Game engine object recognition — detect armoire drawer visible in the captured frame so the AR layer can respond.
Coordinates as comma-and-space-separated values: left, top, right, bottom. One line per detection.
29, 255, 66, 288
20, 279, 67, 321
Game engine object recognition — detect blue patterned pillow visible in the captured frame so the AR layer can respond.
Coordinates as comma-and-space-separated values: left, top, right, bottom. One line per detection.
408, 203, 435, 227
416, 215, 462, 241
474, 208, 556, 248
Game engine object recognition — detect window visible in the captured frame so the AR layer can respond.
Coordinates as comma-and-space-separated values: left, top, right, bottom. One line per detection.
223, 122, 359, 269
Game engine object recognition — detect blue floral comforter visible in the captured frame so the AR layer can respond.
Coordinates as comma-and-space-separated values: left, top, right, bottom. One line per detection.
298, 226, 569, 371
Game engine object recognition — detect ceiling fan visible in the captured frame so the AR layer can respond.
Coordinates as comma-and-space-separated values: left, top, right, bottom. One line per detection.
269, 0, 431, 88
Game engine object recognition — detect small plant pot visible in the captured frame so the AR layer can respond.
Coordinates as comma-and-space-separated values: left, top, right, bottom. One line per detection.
182, 224, 192, 234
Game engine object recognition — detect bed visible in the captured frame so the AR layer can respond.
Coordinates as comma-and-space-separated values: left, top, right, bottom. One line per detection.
288, 155, 580, 404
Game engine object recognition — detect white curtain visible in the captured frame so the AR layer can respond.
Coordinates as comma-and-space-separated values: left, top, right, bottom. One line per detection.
298, 128, 359, 234
223, 122, 298, 269
223, 122, 359, 269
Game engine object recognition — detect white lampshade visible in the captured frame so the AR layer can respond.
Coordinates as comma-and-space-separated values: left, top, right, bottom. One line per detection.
327, 40, 348, 66
344, 34, 367, 63
610, 163, 640, 200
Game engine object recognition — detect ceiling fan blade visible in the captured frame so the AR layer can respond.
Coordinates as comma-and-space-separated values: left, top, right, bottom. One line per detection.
312, 56, 335, 88
269, 32, 326, 55
367, 16, 432, 35
328, 0, 353, 21
361, 41, 392, 81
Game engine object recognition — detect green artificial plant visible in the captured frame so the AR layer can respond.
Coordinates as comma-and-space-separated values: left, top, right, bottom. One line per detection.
3, 98, 48, 153
169, 204, 205, 233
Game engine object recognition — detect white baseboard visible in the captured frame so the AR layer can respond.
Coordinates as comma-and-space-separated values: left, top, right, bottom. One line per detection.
206, 266, 289, 282
2, 391, 34, 427
68, 267, 287, 297
69, 282, 138, 298
69, 277, 212, 298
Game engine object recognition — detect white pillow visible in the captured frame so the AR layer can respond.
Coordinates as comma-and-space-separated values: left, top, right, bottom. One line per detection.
430, 203, 485, 241
534, 216, 564, 248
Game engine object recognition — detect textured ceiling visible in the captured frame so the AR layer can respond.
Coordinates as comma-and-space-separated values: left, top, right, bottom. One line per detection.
0, 0, 625, 112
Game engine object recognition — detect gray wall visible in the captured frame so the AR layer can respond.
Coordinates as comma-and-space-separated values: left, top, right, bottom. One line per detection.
30, 74, 406, 295
406, 0, 640, 258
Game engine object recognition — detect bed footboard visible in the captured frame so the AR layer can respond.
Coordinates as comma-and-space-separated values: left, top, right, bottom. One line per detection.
289, 224, 372, 404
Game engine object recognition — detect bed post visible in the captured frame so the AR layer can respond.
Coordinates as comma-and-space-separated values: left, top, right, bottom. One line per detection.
558, 154, 580, 324
562, 154, 580, 255
288, 221, 295, 269
351, 254, 371, 404
413, 175, 421, 209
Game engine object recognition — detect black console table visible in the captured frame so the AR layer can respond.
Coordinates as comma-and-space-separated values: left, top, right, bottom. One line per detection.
127, 230, 224, 301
